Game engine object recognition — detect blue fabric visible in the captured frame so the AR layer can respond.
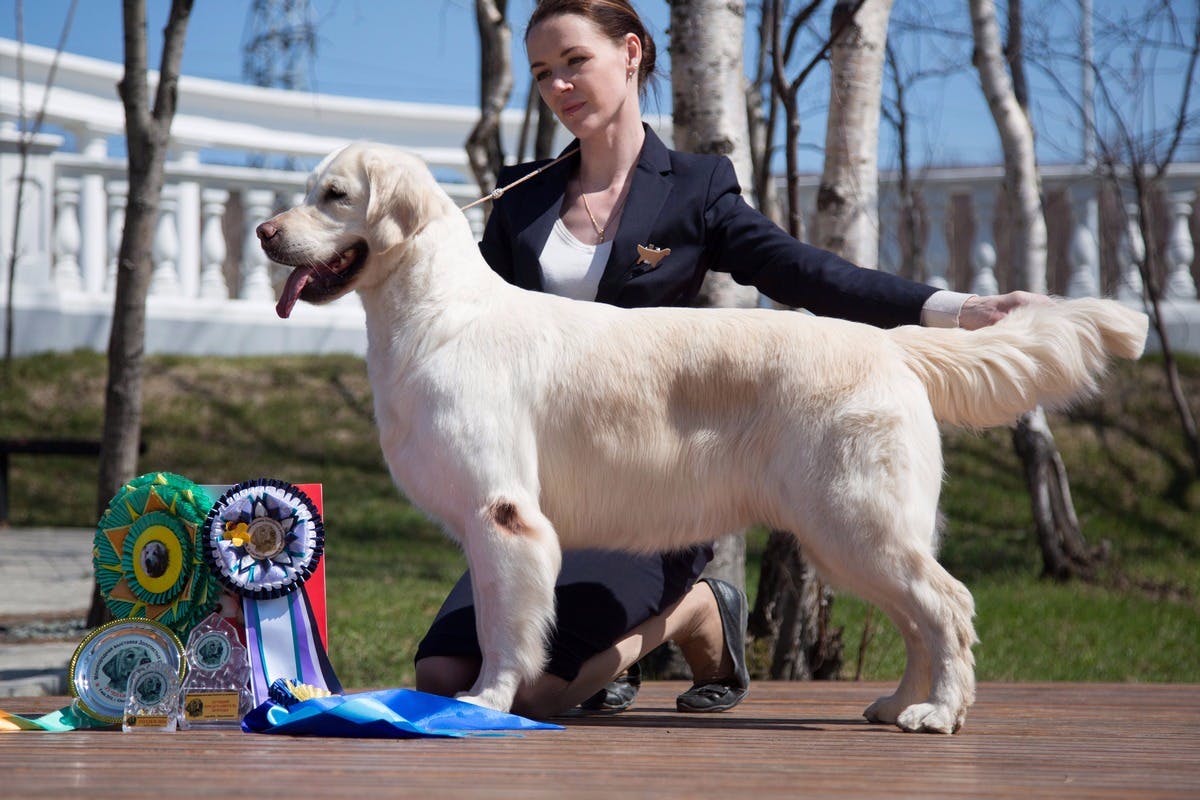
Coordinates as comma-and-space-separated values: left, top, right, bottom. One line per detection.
242, 689, 563, 738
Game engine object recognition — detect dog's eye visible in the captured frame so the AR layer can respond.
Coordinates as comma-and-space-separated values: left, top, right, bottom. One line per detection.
324, 185, 348, 202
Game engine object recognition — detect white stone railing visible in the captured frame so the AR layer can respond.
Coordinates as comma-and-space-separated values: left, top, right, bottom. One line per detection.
1, 38, 1197, 356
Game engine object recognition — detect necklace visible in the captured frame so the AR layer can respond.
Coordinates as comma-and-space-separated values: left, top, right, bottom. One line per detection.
579, 185, 626, 244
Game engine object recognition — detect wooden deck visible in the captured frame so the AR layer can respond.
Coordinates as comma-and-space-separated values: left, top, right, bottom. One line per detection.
3, 682, 1198, 798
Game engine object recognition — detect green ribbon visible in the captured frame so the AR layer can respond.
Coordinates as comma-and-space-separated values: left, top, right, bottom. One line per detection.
95, 472, 219, 638
0, 705, 113, 733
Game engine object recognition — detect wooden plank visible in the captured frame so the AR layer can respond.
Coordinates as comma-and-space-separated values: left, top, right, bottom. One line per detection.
2, 683, 1197, 798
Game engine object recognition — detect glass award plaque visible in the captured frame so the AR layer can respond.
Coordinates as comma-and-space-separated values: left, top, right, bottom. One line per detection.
182, 613, 253, 726
69, 618, 185, 725
122, 662, 182, 731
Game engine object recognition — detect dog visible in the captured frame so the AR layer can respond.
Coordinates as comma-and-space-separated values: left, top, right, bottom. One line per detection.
257, 142, 1148, 734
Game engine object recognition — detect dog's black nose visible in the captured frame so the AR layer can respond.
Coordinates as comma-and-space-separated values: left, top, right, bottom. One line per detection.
256, 221, 278, 242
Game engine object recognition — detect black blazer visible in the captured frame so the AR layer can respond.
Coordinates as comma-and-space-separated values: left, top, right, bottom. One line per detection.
480, 126, 936, 329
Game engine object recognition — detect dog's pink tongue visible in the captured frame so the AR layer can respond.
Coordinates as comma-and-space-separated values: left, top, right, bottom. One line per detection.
276, 266, 315, 319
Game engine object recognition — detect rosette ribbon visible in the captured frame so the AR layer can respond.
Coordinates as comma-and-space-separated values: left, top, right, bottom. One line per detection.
93, 472, 219, 638
203, 479, 342, 704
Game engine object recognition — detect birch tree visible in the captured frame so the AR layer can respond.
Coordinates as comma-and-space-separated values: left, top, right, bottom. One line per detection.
813, 0, 892, 267
466, 0, 513, 195
89, 0, 195, 627
770, 0, 893, 679
748, 0, 867, 680
671, 0, 760, 314
970, 0, 1105, 580
669, 0, 757, 591
969, 0, 1046, 294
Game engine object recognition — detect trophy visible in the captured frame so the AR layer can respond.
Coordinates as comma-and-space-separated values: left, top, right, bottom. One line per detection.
122, 662, 183, 731
181, 613, 253, 726
70, 618, 185, 727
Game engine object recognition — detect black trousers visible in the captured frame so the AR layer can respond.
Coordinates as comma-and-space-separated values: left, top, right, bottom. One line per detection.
414, 546, 712, 681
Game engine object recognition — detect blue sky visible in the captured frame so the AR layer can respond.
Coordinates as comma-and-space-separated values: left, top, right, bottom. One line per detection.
3, 1, 1195, 172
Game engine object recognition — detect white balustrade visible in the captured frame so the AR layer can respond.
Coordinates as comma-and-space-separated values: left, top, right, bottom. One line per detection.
4, 35, 1199, 357
78, 134, 108, 292
1067, 182, 1101, 298
1164, 190, 1197, 300
240, 189, 277, 302
970, 189, 1000, 296
105, 180, 127, 293
52, 176, 82, 292
923, 192, 951, 290
199, 188, 230, 300
1116, 201, 1145, 303
149, 190, 182, 296
176, 149, 202, 297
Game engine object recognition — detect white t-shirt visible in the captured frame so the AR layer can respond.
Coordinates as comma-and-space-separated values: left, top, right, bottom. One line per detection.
538, 218, 613, 301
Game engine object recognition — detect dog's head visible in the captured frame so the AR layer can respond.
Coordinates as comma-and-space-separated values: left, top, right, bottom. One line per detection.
259, 142, 448, 318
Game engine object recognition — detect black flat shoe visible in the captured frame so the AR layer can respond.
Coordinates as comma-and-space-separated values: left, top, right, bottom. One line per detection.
676, 577, 750, 713
579, 661, 641, 713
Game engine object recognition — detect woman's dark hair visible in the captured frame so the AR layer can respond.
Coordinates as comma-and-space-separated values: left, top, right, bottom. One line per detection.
526, 0, 657, 94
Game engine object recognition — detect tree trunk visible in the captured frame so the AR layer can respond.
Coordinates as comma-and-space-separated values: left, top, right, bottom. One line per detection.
671, 0, 760, 315
88, 0, 195, 629
971, 0, 1105, 580
786, 0, 894, 680
1011, 407, 1106, 581
669, 0, 757, 591
465, 0, 512, 196
748, 0, 866, 680
969, 0, 1046, 294
814, 0, 892, 268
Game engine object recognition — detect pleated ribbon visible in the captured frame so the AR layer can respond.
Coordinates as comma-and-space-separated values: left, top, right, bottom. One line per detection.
203, 479, 342, 704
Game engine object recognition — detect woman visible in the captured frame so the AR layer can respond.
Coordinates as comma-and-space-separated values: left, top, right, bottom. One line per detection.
414, 0, 1040, 719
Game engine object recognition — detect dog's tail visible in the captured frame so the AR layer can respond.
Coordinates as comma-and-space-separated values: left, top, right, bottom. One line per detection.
887, 297, 1148, 428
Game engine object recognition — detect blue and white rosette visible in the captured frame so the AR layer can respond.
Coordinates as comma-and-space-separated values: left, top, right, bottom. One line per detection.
202, 479, 342, 705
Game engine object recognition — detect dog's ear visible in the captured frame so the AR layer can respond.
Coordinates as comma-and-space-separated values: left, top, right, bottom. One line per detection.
364, 153, 441, 251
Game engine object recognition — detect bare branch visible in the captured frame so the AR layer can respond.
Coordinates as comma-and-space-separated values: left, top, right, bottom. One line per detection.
1154, 9, 1200, 176
151, 0, 195, 127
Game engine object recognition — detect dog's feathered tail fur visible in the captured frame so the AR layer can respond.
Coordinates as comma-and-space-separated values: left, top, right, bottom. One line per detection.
888, 298, 1148, 428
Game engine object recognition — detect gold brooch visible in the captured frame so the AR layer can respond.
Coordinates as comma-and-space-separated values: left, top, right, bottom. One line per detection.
636, 243, 671, 268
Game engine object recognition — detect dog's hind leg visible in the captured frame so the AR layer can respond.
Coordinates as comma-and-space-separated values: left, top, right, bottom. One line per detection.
846, 548, 976, 733
890, 561, 977, 733
456, 496, 562, 713
828, 542, 975, 733
792, 398, 976, 733
861, 597, 932, 726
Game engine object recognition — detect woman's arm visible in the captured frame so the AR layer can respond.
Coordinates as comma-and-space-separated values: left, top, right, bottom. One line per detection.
701, 157, 937, 328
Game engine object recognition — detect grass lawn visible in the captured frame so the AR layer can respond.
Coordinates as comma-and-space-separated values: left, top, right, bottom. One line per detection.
2, 350, 1197, 687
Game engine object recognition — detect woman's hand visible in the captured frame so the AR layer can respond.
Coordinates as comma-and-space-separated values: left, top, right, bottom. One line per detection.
959, 291, 1052, 330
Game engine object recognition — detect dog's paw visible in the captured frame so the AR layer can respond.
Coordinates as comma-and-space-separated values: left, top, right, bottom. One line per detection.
896, 702, 962, 734
455, 689, 511, 713
863, 695, 905, 725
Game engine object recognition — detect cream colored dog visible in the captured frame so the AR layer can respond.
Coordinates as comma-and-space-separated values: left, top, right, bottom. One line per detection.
259, 143, 1148, 734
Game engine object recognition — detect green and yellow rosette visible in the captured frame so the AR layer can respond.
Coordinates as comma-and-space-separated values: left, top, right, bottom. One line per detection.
94, 472, 219, 638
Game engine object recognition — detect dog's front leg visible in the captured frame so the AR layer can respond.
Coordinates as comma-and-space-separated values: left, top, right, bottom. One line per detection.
456, 497, 562, 713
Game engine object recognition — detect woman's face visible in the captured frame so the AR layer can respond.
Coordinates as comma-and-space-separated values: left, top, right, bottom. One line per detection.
526, 14, 640, 140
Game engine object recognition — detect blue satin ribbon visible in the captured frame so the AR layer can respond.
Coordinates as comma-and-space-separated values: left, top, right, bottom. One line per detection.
242, 689, 563, 738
